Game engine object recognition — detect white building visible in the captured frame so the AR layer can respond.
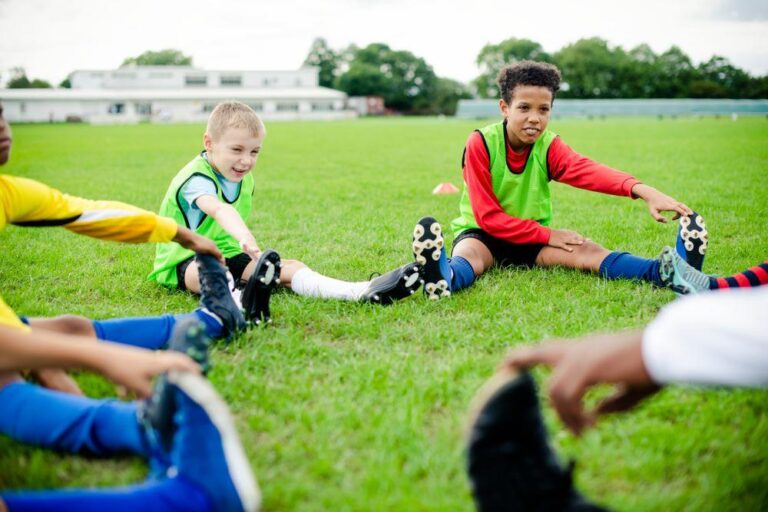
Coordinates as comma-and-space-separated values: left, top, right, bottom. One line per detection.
0, 66, 356, 123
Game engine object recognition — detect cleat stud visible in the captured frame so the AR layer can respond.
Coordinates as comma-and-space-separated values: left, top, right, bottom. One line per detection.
275, 278, 281, 284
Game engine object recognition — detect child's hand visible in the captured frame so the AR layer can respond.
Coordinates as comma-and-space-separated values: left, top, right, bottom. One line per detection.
632, 184, 692, 223
547, 229, 586, 252
504, 331, 658, 436
240, 238, 262, 260
98, 347, 201, 398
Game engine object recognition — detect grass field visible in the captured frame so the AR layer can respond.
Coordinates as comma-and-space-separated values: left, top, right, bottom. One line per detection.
1, 116, 767, 511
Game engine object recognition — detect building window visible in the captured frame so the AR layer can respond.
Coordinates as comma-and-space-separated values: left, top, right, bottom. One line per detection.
185, 75, 208, 87
295, 78, 303, 87
202, 103, 217, 113
276, 102, 299, 112
135, 103, 152, 115
112, 72, 136, 80
311, 102, 334, 111
20, 103, 26, 114
108, 103, 125, 114
248, 103, 264, 112
220, 75, 242, 87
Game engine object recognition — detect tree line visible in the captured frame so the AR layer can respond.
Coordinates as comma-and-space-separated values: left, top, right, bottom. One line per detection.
6, 41, 766, 115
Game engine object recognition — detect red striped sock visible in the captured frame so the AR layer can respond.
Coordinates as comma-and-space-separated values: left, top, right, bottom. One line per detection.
711, 261, 768, 289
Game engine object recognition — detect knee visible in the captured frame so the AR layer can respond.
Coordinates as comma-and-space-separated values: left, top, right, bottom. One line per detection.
573, 241, 609, 270
48, 315, 95, 336
278, 259, 307, 284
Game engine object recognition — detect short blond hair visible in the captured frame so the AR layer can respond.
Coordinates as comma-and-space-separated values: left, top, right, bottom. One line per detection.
206, 101, 265, 140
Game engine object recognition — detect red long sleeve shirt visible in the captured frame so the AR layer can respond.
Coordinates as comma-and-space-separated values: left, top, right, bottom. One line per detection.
462, 131, 640, 245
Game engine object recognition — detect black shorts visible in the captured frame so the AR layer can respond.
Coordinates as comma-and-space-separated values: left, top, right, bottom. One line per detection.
452, 229, 544, 268
175, 252, 253, 291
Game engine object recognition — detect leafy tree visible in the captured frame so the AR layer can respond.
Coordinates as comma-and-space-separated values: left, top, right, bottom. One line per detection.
473, 39, 552, 98
654, 46, 697, 97
432, 77, 472, 115
121, 49, 192, 67
697, 56, 751, 98
335, 43, 438, 112
59, 76, 71, 88
553, 38, 620, 98
302, 37, 339, 88
7, 67, 51, 88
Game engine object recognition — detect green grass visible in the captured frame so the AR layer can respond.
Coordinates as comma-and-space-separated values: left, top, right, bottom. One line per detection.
1, 117, 767, 511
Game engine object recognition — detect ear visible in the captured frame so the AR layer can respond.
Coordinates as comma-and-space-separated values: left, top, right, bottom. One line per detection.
499, 99, 509, 116
203, 133, 213, 152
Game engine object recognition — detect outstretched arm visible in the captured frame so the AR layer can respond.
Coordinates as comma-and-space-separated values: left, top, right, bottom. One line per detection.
0, 325, 201, 398
195, 194, 261, 259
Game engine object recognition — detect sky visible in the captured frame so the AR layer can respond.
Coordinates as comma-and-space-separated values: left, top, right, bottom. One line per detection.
1, 0, 766, 86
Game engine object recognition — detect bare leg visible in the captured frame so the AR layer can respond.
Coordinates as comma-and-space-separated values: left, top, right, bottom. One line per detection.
452, 237, 494, 276
535, 240, 611, 272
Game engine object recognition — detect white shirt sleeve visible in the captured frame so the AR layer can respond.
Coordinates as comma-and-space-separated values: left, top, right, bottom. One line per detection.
642, 287, 768, 387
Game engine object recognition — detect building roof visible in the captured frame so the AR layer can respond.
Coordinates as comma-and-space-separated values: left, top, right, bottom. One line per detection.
0, 87, 345, 101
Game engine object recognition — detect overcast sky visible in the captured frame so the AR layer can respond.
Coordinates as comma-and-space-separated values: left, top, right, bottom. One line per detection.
1, 0, 766, 86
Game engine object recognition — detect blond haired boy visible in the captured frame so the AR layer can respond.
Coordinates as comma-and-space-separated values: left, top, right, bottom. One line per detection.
150, 101, 422, 319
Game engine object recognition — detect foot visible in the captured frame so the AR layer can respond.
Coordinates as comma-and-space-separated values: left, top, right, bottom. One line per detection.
241, 250, 282, 325
676, 212, 708, 271
658, 246, 711, 295
467, 369, 603, 512
168, 371, 261, 512
139, 318, 212, 459
360, 262, 423, 305
412, 216, 451, 300
196, 253, 247, 337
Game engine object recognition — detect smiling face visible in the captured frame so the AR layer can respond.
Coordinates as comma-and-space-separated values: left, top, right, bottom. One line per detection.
0, 104, 12, 166
499, 85, 553, 152
203, 126, 264, 182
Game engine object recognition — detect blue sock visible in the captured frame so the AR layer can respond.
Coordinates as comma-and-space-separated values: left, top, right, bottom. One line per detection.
0, 381, 147, 457
448, 256, 475, 292
599, 251, 662, 287
1, 475, 211, 512
92, 310, 223, 350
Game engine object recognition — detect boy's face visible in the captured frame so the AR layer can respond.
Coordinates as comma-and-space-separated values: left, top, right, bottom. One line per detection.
204, 127, 264, 182
0, 106, 12, 166
499, 85, 553, 151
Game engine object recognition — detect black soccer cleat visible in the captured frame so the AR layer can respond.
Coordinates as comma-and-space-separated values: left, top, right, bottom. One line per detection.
675, 212, 708, 271
196, 253, 247, 338
412, 216, 451, 300
466, 369, 607, 512
241, 249, 282, 326
360, 262, 423, 305
139, 318, 212, 458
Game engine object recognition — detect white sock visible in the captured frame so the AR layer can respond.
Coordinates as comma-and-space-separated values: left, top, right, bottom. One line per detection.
290, 268, 369, 301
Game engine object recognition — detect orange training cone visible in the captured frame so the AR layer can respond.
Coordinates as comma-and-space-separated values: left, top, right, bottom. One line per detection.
432, 182, 460, 195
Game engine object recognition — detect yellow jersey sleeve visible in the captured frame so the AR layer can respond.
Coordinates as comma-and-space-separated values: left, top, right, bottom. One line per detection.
0, 295, 29, 331
0, 175, 177, 243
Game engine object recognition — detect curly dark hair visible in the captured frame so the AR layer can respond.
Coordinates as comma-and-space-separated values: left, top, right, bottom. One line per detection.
497, 61, 561, 104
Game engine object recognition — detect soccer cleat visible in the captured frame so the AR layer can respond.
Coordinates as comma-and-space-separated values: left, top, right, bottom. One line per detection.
197, 253, 247, 337
241, 249, 282, 326
139, 318, 212, 459
168, 370, 261, 512
676, 212, 708, 271
360, 262, 423, 305
466, 369, 606, 512
412, 216, 451, 300
658, 246, 712, 295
